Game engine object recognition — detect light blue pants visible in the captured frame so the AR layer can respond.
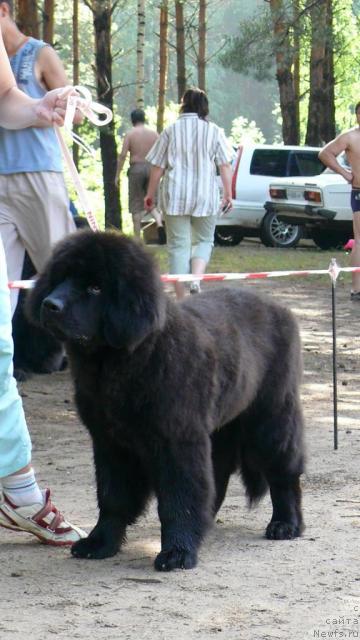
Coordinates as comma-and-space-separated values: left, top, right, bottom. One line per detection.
165, 214, 216, 274
0, 236, 31, 477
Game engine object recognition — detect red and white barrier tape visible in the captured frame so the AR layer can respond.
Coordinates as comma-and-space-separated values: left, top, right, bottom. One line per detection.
162, 263, 360, 284
8, 261, 360, 290
56, 86, 113, 232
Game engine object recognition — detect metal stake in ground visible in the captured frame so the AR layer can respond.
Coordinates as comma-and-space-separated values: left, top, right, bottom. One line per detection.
329, 258, 340, 450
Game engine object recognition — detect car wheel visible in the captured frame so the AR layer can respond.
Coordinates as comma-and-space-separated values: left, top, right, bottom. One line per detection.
260, 212, 302, 248
311, 230, 350, 250
214, 228, 244, 247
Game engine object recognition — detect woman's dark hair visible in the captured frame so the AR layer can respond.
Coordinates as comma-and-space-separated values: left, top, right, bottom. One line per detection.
180, 88, 209, 120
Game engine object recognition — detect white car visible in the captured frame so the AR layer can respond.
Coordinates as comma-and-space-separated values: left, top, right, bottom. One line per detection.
215, 144, 324, 248
265, 160, 353, 249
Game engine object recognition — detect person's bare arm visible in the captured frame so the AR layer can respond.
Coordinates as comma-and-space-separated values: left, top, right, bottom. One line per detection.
144, 166, 165, 210
37, 46, 83, 125
319, 134, 353, 183
0, 24, 77, 129
219, 163, 233, 211
0, 26, 17, 98
115, 134, 130, 187
0, 28, 69, 128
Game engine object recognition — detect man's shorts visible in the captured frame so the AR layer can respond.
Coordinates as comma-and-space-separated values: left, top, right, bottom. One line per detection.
351, 187, 360, 213
128, 162, 151, 216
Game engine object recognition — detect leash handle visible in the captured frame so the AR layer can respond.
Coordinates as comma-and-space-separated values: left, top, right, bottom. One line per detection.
56, 86, 114, 232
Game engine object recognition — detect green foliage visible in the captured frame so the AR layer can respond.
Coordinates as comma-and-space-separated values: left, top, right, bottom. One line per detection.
220, 0, 360, 143
47, 0, 360, 226
295, 0, 360, 139
331, 0, 360, 132
54, 0, 94, 85
219, 8, 274, 82
229, 116, 265, 146
145, 102, 180, 129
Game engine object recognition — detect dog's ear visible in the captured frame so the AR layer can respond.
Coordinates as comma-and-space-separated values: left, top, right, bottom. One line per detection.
103, 278, 166, 352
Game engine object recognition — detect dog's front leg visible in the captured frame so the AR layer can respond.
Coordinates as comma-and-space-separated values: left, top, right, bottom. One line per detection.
154, 436, 214, 571
72, 442, 151, 560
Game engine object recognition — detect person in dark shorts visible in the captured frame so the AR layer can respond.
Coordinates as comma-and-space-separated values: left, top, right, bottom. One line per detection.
319, 101, 360, 301
115, 109, 166, 244
351, 188, 360, 213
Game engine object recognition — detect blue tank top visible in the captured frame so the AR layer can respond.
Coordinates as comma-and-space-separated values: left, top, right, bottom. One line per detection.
0, 37, 63, 174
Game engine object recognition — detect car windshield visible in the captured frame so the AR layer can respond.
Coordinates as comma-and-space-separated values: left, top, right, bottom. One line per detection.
287, 151, 324, 176
250, 149, 289, 176
249, 148, 324, 177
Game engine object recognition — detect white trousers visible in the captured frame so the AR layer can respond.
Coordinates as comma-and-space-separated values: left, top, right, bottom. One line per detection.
0, 172, 75, 313
0, 236, 32, 477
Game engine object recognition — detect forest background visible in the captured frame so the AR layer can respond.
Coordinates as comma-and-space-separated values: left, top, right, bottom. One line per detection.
13, 0, 360, 229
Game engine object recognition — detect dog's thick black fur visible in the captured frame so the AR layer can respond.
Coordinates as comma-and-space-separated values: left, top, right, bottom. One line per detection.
12, 216, 89, 380
27, 230, 305, 571
12, 252, 65, 380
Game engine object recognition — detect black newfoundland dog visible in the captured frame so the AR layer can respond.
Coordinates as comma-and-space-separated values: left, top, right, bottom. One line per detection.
27, 230, 305, 571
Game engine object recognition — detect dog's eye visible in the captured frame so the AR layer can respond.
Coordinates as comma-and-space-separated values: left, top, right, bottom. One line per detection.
87, 285, 101, 296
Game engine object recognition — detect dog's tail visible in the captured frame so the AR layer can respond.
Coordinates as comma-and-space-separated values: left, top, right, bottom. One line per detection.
238, 449, 268, 507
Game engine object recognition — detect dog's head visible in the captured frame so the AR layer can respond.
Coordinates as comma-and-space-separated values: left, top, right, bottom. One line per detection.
26, 230, 167, 352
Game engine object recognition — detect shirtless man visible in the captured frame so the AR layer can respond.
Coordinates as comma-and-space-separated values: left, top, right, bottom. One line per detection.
115, 108, 165, 242
319, 101, 360, 300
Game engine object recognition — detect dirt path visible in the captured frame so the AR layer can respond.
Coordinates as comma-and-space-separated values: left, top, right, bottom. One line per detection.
1, 275, 360, 640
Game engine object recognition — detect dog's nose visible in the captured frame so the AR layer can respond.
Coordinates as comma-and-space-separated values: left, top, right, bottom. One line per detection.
42, 296, 65, 314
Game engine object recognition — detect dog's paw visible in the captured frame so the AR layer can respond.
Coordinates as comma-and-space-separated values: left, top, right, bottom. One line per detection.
265, 520, 301, 540
154, 548, 197, 571
71, 536, 119, 559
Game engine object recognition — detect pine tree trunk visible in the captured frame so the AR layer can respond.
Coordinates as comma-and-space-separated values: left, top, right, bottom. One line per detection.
293, 0, 300, 139
157, 0, 168, 133
198, 0, 206, 91
269, 0, 299, 144
321, 0, 335, 142
175, 0, 186, 102
16, 0, 39, 38
305, 0, 327, 146
72, 0, 80, 169
136, 0, 146, 109
90, 0, 122, 229
43, 0, 55, 44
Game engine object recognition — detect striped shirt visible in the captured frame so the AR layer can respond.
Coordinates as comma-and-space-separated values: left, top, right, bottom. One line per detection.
146, 113, 231, 217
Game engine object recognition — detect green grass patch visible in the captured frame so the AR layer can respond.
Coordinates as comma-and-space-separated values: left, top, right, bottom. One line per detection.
148, 239, 351, 286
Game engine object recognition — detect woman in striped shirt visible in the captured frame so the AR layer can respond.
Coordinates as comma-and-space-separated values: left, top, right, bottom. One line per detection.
145, 87, 233, 299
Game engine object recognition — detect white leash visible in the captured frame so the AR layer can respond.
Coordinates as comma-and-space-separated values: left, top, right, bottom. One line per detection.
55, 86, 113, 232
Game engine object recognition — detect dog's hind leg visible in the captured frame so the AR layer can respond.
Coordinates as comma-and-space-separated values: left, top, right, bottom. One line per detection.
154, 436, 214, 571
211, 425, 238, 516
265, 474, 303, 540
71, 443, 151, 560
250, 404, 305, 540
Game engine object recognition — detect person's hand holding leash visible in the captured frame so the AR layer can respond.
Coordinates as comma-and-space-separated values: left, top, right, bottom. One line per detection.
35, 86, 78, 126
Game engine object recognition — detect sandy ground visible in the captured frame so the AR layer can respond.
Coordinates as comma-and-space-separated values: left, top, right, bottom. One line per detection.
1, 256, 360, 640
